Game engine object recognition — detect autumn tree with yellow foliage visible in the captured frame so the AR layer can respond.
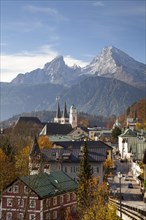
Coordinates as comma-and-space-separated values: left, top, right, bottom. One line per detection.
0, 149, 16, 193
104, 158, 114, 180
81, 180, 119, 220
38, 135, 53, 149
15, 146, 30, 176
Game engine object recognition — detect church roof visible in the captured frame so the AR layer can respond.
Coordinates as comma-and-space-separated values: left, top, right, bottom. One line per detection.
44, 123, 73, 135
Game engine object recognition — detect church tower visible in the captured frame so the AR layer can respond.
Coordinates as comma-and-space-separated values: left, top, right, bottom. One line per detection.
61, 102, 69, 124
69, 104, 77, 128
54, 102, 61, 123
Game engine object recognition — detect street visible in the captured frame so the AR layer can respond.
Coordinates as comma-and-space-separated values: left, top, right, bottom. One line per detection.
108, 159, 145, 208
107, 159, 146, 219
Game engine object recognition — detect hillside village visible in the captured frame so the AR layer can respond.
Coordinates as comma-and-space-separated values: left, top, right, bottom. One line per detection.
1, 0, 146, 219
0, 100, 146, 220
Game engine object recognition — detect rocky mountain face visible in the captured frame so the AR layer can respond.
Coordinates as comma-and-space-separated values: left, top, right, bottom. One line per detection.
11, 46, 146, 88
0, 82, 64, 120
1, 46, 145, 120
58, 76, 145, 116
81, 46, 146, 88
11, 56, 81, 86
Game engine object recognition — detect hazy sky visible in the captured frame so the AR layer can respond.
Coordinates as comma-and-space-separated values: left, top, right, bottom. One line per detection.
1, 0, 145, 82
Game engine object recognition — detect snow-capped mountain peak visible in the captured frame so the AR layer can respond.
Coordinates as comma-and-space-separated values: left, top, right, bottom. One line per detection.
82, 45, 145, 88
11, 46, 145, 88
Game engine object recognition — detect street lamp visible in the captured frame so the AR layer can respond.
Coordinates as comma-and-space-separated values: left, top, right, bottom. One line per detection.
118, 172, 122, 219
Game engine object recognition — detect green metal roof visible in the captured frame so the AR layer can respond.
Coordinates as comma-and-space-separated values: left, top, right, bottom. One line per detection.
49, 134, 88, 142
119, 128, 137, 137
48, 135, 73, 142
19, 171, 77, 199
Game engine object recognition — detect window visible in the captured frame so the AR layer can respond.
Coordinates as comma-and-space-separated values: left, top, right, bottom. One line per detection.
24, 186, 30, 194
6, 212, 12, 220
53, 210, 57, 219
46, 213, 51, 220
29, 214, 36, 220
29, 200, 36, 208
66, 193, 70, 202
60, 195, 64, 204
7, 198, 13, 207
46, 198, 51, 208
18, 199, 24, 208
53, 197, 57, 206
64, 167, 67, 173
7, 187, 12, 193
18, 213, 24, 220
13, 185, 19, 193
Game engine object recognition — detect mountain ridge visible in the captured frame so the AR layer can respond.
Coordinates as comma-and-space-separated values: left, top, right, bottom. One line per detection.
11, 45, 146, 88
1, 46, 145, 120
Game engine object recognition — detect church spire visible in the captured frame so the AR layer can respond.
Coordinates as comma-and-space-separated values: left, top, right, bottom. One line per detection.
62, 102, 68, 118
56, 102, 61, 118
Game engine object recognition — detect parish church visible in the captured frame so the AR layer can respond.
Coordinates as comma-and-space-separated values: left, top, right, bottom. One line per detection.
54, 102, 77, 128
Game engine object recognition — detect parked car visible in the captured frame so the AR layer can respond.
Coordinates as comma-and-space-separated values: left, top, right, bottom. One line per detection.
128, 183, 133, 188
124, 176, 129, 181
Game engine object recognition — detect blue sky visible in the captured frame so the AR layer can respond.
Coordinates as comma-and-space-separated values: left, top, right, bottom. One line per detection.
1, 0, 145, 82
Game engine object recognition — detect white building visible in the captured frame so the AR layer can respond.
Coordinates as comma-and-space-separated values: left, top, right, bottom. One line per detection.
54, 102, 77, 128
118, 128, 146, 160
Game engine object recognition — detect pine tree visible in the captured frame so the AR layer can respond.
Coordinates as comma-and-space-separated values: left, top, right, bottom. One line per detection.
112, 126, 121, 140
77, 141, 92, 213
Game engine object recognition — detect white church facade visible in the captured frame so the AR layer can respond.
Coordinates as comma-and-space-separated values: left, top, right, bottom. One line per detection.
54, 102, 77, 128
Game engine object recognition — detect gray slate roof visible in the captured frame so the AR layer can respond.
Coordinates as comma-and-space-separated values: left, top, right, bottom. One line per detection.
43, 123, 73, 135
16, 116, 42, 125
41, 141, 111, 163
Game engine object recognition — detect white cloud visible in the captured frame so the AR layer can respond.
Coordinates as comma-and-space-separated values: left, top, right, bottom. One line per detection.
64, 55, 88, 68
0, 45, 88, 82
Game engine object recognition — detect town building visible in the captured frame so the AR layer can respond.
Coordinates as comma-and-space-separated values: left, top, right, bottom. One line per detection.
29, 137, 112, 183
88, 126, 112, 142
118, 128, 146, 160
118, 128, 146, 184
40, 103, 78, 136
1, 171, 77, 220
